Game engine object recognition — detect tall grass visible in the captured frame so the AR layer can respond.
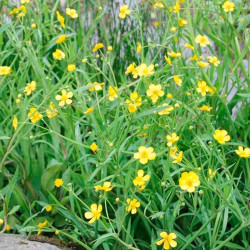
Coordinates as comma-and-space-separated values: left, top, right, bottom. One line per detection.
0, 0, 249, 249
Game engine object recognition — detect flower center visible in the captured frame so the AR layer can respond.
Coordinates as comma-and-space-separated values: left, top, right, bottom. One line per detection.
217, 135, 224, 141
61, 94, 68, 101
200, 37, 206, 43
92, 211, 100, 218
187, 180, 193, 187
135, 177, 144, 185
141, 151, 148, 158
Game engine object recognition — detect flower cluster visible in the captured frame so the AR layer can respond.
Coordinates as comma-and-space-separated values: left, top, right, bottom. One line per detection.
125, 63, 154, 78
2, 1, 248, 249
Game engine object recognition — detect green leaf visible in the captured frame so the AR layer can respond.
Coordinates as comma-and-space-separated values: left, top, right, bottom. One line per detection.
41, 159, 64, 192
0, 136, 10, 140
5, 169, 19, 207
8, 205, 20, 216
92, 233, 116, 248
57, 207, 87, 234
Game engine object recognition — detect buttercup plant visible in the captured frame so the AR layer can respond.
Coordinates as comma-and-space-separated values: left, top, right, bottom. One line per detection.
0, 0, 249, 249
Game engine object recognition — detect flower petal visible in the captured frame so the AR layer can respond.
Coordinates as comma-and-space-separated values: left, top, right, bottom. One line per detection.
84, 212, 93, 219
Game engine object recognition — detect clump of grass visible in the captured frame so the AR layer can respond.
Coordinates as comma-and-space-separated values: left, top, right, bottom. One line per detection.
0, 0, 249, 249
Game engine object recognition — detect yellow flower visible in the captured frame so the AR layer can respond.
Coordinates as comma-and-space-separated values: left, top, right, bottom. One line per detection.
208, 168, 216, 180
184, 43, 194, 50
10, 5, 26, 17
125, 62, 139, 78
178, 18, 187, 27
55, 89, 73, 107
235, 146, 250, 158
24, 81, 36, 96
166, 133, 180, 147
179, 171, 200, 193
164, 56, 172, 65
28, 108, 43, 123
173, 3, 180, 13
207, 56, 220, 67
222, 1, 235, 12
154, 1, 164, 8
109, 86, 118, 101
85, 204, 102, 224
92, 43, 104, 52
107, 45, 113, 51
94, 182, 114, 192
213, 129, 231, 144
46, 103, 58, 118
156, 231, 177, 250
0, 66, 11, 75
195, 35, 210, 47
54, 178, 63, 187
170, 27, 177, 32
154, 21, 160, 27
126, 92, 142, 113
158, 103, 174, 116
173, 75, 182, 86
196, 81, 209, 96
167, 51, 182, 58
56, 34, 66, 44
171, 151, 183, 163
90, 142, 98, 152
87, 82, 105, 92
169, 145, 178, 156
84, 107, 94, 114
12, 115, 18, 131
208, 87, 215, 95
125, 62, 136, 74
21, 0, 30, 3
67, 64, 76, 72
126, 198, 140, 214
198, 105, 212, 111
137, 133, 148, 137
137, 42, 142, 52
197, 61, 209, 68
167, 93, 173, 99
133, 170, 150, 190
6, 224, 10, 231
38, 221, 48, 228
66, 8, 78, 18
31, 24, 36, 29
190, 54, 198, 61
137, 63, 154, 77
146, 84, 164, 103
56, 11, 65, 28
119, 5, 130, 19
0, 219, 3, 225
53, 49, 65, 60
45, 205, 52, 212
134, 146, 156, 164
